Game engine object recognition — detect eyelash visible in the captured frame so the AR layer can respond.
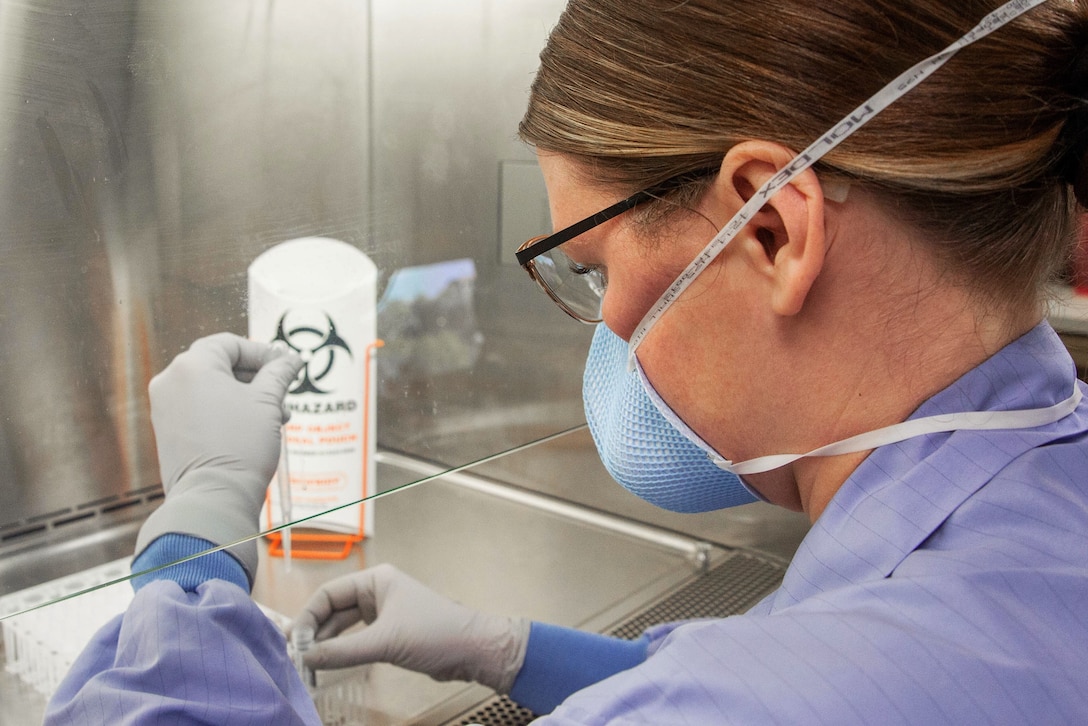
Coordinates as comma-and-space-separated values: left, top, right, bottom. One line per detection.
569, 260, 603, 276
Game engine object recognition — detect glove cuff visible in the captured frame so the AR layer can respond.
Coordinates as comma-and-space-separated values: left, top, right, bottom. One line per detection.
134, 468, 265, 584
472, 615, 532, 694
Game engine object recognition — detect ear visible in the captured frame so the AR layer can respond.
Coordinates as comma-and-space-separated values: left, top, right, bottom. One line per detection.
709, 141, 829, 317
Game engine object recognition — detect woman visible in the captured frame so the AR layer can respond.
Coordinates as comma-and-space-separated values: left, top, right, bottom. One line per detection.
48, 0, 1088, 723
297, 0, 1088, 722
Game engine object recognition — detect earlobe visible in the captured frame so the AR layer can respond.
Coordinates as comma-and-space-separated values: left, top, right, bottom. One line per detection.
713, 141, 829, 317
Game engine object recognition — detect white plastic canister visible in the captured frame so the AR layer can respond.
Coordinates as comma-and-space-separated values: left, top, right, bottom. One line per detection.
248, 237, 377, 537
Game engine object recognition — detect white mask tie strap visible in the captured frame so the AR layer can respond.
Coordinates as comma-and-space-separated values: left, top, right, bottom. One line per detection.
716, 385, 1083, 476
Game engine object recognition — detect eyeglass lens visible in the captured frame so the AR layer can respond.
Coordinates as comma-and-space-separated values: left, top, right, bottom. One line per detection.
531, 246, 606, 322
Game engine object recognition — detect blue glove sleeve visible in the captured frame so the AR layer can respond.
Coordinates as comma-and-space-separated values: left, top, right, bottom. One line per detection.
131, 533, 250, 593
508, 622, 649, 714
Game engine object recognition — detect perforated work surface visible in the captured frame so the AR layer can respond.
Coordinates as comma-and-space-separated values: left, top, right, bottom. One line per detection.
446, 550, 787, 726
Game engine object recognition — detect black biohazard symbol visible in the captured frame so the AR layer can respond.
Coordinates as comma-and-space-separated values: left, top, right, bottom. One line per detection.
273, 312, 353, 395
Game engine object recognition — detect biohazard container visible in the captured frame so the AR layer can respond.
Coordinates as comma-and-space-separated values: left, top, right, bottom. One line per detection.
248, 237, 379, 554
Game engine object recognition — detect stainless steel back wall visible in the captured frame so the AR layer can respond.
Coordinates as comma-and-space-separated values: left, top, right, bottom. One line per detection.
0, 0, 585, 535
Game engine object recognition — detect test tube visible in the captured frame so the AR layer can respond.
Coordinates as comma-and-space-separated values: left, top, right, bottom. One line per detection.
292, 624, 316, 692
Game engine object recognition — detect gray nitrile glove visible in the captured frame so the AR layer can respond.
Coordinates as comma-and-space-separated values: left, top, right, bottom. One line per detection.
134, 333, 304, 583
291, 563, 530, 694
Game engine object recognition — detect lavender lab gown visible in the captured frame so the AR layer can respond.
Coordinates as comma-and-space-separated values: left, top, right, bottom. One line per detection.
536, 321, 1088, 724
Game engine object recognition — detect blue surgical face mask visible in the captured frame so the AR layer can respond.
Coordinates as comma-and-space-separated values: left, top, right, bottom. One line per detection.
585, 323, 1081, 512
583, 323, 761, 512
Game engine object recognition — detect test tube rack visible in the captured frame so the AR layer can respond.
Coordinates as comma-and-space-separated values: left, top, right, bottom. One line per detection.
0, 558, 134, 698
0, 557, 366, 721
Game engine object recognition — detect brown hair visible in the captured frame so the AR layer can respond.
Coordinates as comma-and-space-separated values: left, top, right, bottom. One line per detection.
519, 0, 1088, 312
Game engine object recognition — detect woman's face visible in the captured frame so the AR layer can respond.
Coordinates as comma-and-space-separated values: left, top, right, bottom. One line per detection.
535, 152, 769, 473
535, 147, 845, 513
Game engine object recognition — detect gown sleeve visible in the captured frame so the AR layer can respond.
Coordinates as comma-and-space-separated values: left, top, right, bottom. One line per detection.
44, 534, 321, 725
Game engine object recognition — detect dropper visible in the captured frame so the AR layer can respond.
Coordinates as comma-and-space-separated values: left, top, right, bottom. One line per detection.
278, 423, 292, 571
268, 338, 295, 571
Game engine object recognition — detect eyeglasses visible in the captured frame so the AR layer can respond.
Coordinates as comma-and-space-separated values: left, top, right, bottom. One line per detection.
516, 167, 719, 323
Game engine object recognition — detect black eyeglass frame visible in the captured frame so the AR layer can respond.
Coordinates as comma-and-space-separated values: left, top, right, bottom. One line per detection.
515, 166, 720, 268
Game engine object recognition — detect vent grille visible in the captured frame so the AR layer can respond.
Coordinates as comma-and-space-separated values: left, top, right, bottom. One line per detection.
446, 550, 787, 726
0, 486, 163, 549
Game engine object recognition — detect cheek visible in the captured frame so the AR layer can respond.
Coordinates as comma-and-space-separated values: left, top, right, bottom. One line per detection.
598, 236, 698, 341
600, 265, 678, 341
